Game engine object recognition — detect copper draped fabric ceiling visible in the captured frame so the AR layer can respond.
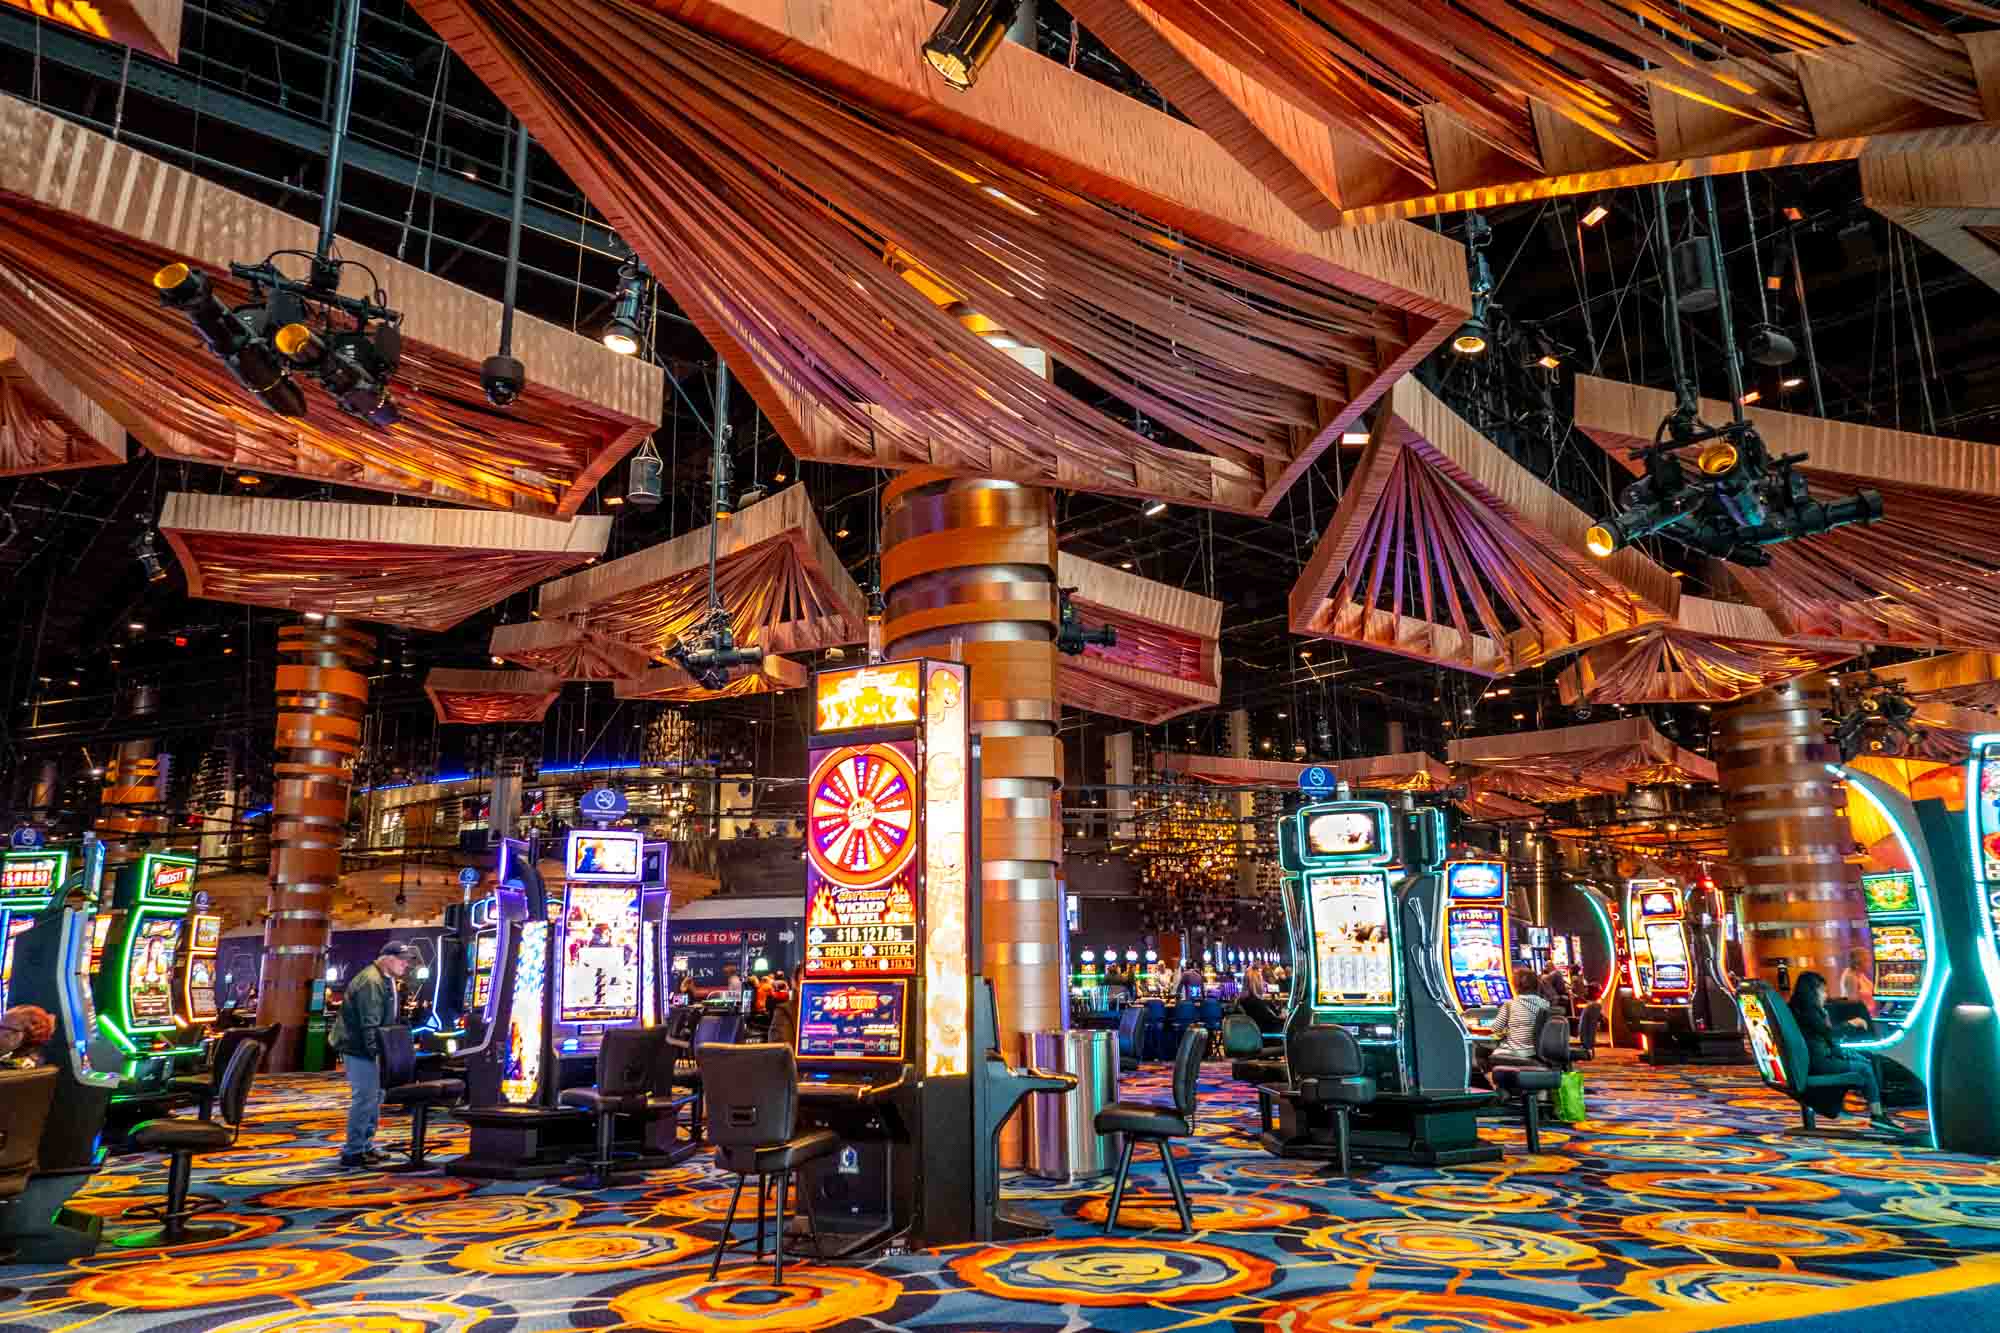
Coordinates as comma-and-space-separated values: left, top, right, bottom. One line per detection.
1448, 716, 1719, 803
1556, 597, 1855, 704
423, 669, 564, 725
1101, 0, 1994, 185
0, 327, 125, 475
1055, 552, 1223, 724
409, 0, 1406, 512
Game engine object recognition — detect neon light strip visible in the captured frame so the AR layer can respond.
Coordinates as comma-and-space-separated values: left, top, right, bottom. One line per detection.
1578, 886, 1620, 1010
1967, 738, 2000, 992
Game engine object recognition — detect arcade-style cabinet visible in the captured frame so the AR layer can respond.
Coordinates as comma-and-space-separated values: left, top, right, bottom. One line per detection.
95, 851, 204, 1082
1438, 859, 1513, 1036
1, 846, 69, 1009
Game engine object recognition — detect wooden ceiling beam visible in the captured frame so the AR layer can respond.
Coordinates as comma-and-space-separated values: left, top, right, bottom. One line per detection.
2, 0, 181, 59
1864, 138, 2000, 298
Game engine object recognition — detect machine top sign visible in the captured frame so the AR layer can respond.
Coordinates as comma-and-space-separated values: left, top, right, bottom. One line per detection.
581, 787, 629, 819
1299, 766, 1334, 796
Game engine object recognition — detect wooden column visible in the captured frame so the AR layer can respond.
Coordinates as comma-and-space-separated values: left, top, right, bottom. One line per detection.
882, 473, 1062, 1158
1714, 675, 1866, 988
257, 617, 374, 1070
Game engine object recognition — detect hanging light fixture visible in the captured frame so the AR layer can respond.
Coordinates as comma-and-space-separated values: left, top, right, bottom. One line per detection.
132, 530, 168, 583
1453, 211, 1493, 356
602, 258, 650, 356
923, 0, 1020, 91
625, 436, 664, 509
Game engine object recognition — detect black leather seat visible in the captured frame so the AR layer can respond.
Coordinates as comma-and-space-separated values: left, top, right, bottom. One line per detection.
559, 1026, 667, 1187
1095, 1024, 1204, 1233
1574, 1003, 1602, 1060
1739, 980, 1882, 1133
119, 1038, 263, 1248
1490, 1014, 1570, 1154
1268, 1024, 1377, 1174
1115, 1005, 1145, 1073
0, 1065, 58, 1261
694, 1041, 835, 1283
167, 1023, 277, 1121
377, 1025, 464, 1172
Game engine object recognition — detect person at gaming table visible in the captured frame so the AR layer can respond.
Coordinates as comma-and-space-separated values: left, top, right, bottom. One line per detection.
334, 941, 416, 1168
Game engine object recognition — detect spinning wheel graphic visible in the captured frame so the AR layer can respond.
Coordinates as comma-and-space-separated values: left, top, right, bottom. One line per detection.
808, 744, 918, 888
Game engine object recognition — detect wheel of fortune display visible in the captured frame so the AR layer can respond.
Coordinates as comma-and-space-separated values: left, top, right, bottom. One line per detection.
808, 743, 919, 889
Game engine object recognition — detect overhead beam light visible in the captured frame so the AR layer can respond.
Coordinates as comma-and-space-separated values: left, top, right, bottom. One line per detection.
1454, 211, 1493, 356
1581, 203, 1610, 228
1143, 500, 1167, 517
923, 0, 1020, 91
602, 258, 651, 356
153, 263, 307, 418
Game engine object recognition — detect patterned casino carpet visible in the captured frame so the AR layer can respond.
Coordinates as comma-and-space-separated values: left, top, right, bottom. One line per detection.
5, 1051, 2000, 1332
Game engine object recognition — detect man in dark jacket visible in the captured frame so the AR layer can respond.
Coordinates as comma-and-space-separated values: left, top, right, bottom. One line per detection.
337, 941, 414, 1167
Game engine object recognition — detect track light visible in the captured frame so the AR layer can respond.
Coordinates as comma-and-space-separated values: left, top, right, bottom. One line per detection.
154, 263, 307, 418
1745, 323, 1797, 367
923, 0, 1020, 91
602, 259, 649, 356
1454, 210, 1494, 357
1143, 500, 1167, 517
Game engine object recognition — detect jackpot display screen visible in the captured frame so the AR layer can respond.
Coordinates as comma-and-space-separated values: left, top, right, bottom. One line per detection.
565, 829, 643, 882
1643, 921, 1691, 994
1870, 921, 1927, 999
1862, 871, 1918, 915
1446, 906, 1512, 1009
796, 979, 907, 1060
559, 885, 641, 1024
1308, 872, 1395, 1007
1304, 808, 1385, 860
1, 852, 64, 898
1446, 861, 1505, 899
129, 917, 181, 1025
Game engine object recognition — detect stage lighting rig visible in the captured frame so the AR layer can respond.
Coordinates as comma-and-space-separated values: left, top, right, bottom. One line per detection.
1055, 587, 1117, 657
132, 529, 168, 583
923, 0, 1020, 91
1585, 412, 1882, 567
153, 263, 308, 418
664, 604, 765, 690
1832, 673, 1918, 760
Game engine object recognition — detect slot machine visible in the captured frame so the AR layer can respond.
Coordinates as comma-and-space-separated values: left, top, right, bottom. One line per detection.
179, 911, 222, 1028
1278, 800, 1406, 1085
640, 841, 671, 1026
1624, 879, 1692, 1010
94, 851, 204, 1082
553, 826, 647, 1064
1, 846, 69, 1009
1438, 858, 1513, 1036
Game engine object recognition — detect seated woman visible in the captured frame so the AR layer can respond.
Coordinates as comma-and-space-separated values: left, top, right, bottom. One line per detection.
0, 1004, 54, 1068
1475, 968, 1549, 1078
1789, 970, 1899, 1133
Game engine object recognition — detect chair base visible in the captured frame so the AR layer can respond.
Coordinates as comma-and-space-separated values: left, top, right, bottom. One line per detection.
121, 1192, 222, 1220
1100, 1134, 1193, 1234
109, 1222, 238, 1249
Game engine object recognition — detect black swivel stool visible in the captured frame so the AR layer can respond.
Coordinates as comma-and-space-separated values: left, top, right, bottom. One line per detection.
0, 1066, 59, 1261
1490, 1015, 1571, 1154
559, 1026, 668, 1188
695, 1042, 837, 1283
377, 1025, 465, 1172
1265, 1025, 1378, 1175
167, 1023, 277, 1121
118, 1039, 263, 1248
1095, 1024, 1205, 1233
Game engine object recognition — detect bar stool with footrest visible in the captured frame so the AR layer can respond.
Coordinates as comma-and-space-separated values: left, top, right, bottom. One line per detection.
167, 1023, 277, 1121
1489, 1015, 1570, 1154
1095, 1024, 1205, 1233
116, 1038, 263, 1248
560, 1026, 669, 1188
695, 1041, 836, 1283
377, 1025, 464, 1172
0, 1066, 59, 1262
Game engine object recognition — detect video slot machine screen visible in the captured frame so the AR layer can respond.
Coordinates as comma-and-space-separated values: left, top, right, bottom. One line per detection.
1862, 872, 1918, 916
796, 979, 907, 1060
1869, 921, 1927, 999
560, 885, 642, 1024
1642, 921, 1690, 994
468, 932, 498, 1011
1446, 861, 1506, 900
565, 829, 643, 883
0, 917, 30, 1005
1551, 934, 1572, 970
1304, 808, 1386, 860
191, 915, 222, 951
129, 918, 182, 1025
187, 957, 217, 1019
1446, 906, 1512, 1009
1308, 872, 1395, 1007
90, 913, 111, 971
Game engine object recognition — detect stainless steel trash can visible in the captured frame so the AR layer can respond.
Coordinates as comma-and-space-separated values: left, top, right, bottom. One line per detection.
1023, 1028, 1121, 1182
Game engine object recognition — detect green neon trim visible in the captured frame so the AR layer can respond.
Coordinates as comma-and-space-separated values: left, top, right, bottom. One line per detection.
97, 1012, 139, 1055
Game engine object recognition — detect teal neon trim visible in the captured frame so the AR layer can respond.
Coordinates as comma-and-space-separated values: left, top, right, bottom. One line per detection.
1577, 886, 1619, 1010
1967, 737, 2000, 995
1839, 772, 1946, 1056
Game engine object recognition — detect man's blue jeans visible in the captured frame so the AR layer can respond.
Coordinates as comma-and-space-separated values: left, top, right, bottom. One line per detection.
344, 1051, 382, 1159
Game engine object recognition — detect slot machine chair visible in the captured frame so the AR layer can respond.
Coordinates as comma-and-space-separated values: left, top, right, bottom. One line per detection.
0, 1066, 59, 1262
116, 1038, 263, 1248
1095, 1025, 1206, 1234
1488, 1015, 1571, 1155
1223, 1013, 1286, 1086
696, 1042, 837, 1283
1256, 1025, 1379, 1174
560, 1025, 667, 1188
669, 1010, 746, 1144
971, 977, 1076, 1241
377, 1026, 465, 1173
168, 1022, 278, 1121
1116, 1005, 1146, 1073
1740, 980, 1904, 1138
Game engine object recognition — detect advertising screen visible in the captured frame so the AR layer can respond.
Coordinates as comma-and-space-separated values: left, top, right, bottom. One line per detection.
559, 884, 641, 1023
814, 661, 922, 732
142, 855, 197, 903
1637, 885, 1679, 918
129, 917, 181, 1025
190, 914, 222, 952
469, 932, 498, 1011
805, 866, 917, 975
796, 979, 907, 1060
1446, 905, 1512, 1009
187, 956, 217, 1020
1870, 921, 1927, 999
1304, 808, 1385, 861
1643, 921, 1691, 994
1446, 860, 1506, 900
1308, 872, 1395, 1007
565, 829, 643, 883
1862, 871, 1918, 916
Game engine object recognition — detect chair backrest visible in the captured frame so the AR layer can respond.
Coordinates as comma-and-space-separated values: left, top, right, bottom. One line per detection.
215, 1037, 265, 1132
0, 1065, 58, 1199
692, 1011, 744, 1049
1221, 1012, 1263, 1058
766, 1002, 796, 1050
1171, 1024, 1206, 1119
598, 1026, 666, 1096
1536, 1015, 1571, 1068
1199, 997, 1223, 1029
1116, 1005, 1144, 1057
1741, 980, 1808, 1094
377, 1025, 419, 1088
696, 1042, 797, 1151
1289, 1024, 1362, 1079
667, 1006, 702, 1044
1577, 1003, 1602, 1052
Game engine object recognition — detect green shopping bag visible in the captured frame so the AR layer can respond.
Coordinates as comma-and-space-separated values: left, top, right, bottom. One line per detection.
1554, 1070, 1586, 1123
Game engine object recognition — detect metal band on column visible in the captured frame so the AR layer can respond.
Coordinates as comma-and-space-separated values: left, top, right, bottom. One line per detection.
1715, 674, 1865, 986
258, 617, 374, 1070
882, 472, 1062, 1158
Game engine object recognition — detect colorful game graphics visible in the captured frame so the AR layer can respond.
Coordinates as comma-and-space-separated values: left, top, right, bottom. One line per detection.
559, 886, 640, 1024
1308, 872, 1395, 1007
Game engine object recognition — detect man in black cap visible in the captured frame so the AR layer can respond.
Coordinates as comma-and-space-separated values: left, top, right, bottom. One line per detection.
336, 941, 414, 1168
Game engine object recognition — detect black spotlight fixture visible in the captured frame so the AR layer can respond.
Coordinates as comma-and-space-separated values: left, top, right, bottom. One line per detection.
602, 258, 650, 356
153, 263, 308, 418
132, 529, 168, 583
1744, 322, 1798, 367
1452, 212, 1494, 356
923, 0, 1020, 91
1054, 587, 1117, 656
665, 605, 765, 690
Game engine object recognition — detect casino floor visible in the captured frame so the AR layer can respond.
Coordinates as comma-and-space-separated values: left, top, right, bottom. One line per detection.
5, 1049, 1999, 1333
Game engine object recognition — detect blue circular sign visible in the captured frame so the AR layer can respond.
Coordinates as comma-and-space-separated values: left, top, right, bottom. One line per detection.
581, 786, 629, 818
1299, 765, 1334, 795
9, 825, 44, 849
458, 866, 482, 890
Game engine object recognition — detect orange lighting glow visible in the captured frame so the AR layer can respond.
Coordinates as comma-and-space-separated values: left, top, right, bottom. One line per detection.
1581, 204, 1609, 227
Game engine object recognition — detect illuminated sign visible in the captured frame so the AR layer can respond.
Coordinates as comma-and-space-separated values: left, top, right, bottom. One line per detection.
922, 662, 969, 1077
190, 914, 222, 952
805, 868, 917, 973
1309, 871, 1395, 1008
807, 743, 918, 889
565, 829, 643, 882
1445, 860, 1505, 900
1, 850, 66, 901
796, 979, 907, 1061
1862, 871, 1918, 916
814, 661, 922, 732
139, 853, 197, 906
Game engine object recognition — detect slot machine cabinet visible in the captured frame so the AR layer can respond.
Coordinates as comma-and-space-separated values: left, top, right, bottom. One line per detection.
554, 826, 648, 1065
180, 911, 222, 1029
1, 847, 69, 1009
1624, 879, 1748, 1066
95, 852, 204, 1083
3, 837, 122, 1260
640, 842, 671, 1027
1438, 859, 1513, 1036
424, 898, 479, 1053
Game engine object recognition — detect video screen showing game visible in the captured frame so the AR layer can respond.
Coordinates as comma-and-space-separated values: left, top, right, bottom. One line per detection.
1446, 905, 1512, 1009
187, 956, 217, 1020
565, 829, 643, 882
560, 885, 641, 1024
1304, 808, 1385, 860
1446, 861, 1505, 900
191, 915, 222, 952
1861, 871, 1918, 916
1309, 872, 1395, 1007
90, 913, 110, 971
796, 979, 907, 1060
1870, 921, 1927, 999
469, 932, 498, 1011
1643, 921, 1690, 994
129, 917, 181, 1026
